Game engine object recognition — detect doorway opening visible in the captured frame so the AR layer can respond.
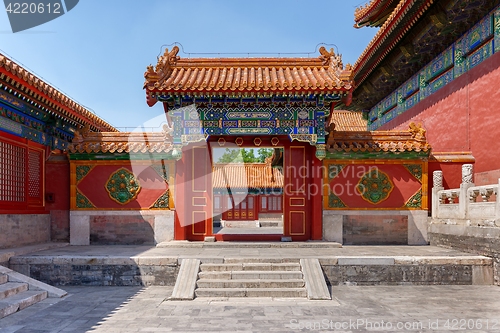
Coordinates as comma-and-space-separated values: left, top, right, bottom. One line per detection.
212, 146, 284, 238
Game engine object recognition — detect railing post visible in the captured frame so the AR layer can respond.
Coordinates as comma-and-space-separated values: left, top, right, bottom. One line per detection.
460, 164, 474, 219
496, 178, 500, 227
432, 170, 444, 218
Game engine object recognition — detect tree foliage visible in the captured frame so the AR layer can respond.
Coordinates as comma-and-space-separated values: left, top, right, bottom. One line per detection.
216, 148, 274, 163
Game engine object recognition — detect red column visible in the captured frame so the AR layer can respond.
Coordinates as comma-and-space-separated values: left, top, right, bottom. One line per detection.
173, 157, 187, 240
310, 155, 323, 240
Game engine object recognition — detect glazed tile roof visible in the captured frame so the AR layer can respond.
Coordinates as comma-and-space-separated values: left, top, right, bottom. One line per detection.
69, 131, 172, 154
144, 46, 353, 95
327, 122, 430, 153
354, 0, 398, 28
329, 111, 367, 131
212, 163, 284, 189
353, 0, 432, 86
0, 53, 117, 132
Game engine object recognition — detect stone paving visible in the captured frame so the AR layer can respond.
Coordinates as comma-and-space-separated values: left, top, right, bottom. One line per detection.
7, 244, 488, 260
1, 285, 500, 332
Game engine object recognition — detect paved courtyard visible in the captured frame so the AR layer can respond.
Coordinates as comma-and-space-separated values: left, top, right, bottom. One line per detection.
1, 285, 500, 332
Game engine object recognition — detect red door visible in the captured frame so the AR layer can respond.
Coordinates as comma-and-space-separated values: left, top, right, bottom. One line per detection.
223, 195, 256, 221
283, 144, 311, 240
174, 143, 212, 241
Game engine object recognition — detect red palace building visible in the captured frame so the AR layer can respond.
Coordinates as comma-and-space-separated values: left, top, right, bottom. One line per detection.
0, 0, 499, 247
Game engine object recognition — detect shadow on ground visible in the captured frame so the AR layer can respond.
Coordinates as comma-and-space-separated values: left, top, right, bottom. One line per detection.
0, 286, 151, 332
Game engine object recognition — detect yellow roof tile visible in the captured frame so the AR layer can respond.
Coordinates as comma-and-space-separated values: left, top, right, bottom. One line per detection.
329, 111, 367, 131
212, 163, 283, 189
144, 46, 353, 95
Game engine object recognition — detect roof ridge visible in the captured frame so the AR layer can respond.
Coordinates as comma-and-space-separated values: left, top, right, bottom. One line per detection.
354, 0, 398, 26
144, 46, 354, 94
353, 0, 432, 85
0, 52, 117, 132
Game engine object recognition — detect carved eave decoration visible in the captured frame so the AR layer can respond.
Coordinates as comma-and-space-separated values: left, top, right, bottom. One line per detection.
0, 53, 117, 132
353, 0, 433, 88
143, 46, 354, 104
69, 131, 173, 154
327, 122, 431, 153
350, 0, 500, 111
354, 0, 399, 28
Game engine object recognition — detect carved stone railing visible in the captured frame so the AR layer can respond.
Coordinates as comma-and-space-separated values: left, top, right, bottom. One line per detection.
467, 185, 499, 221
432, 164, 500, 226
469, 185, 498, 202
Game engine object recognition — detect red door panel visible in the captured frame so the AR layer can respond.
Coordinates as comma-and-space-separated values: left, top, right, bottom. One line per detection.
284, 144, 310, 240
175, 144, 212, 241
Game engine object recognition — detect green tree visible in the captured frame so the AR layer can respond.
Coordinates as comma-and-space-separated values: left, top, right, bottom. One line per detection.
216, 148, 273, 163
241, 148, 257, 162
216, 148, 244, 163
256, 148, 274, 163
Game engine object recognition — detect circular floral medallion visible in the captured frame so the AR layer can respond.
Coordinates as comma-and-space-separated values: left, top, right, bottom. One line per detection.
105, 168, 141, 205
356, 169, 394, 204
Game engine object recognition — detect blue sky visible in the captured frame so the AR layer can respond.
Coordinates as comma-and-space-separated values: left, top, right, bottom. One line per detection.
0, 0, 377, 129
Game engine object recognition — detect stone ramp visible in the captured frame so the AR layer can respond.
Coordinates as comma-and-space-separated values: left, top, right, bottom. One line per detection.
168, 259, 200, 300
0, 266, 66, 318
301, 259, 331, 300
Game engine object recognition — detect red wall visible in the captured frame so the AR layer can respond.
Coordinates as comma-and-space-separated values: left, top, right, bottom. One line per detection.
77, 164, 168, 209
325, 163, 425, 209
380, 51, 500, 182
45, 155, 70, 241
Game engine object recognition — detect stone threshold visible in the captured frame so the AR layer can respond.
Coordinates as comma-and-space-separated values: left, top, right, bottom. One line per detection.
9, 255, 492, 266
5, 245, 496, 287
0, 243, 69, 265
156, 241, 343, 248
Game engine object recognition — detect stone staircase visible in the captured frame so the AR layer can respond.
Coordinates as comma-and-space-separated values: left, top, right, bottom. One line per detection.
0, 272, 47, 318
195, 259, 307, 298
0, 266, 67, 319
169, 257, 331, 300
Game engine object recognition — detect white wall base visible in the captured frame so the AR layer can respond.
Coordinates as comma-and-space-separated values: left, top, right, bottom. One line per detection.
322, 210, 429, 245
70, 210, 175, 245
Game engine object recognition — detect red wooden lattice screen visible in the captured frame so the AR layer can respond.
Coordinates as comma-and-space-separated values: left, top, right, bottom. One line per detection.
0, 133, 44, 210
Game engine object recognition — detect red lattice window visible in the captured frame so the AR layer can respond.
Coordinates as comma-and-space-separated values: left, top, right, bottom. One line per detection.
0, 140, 26, 202
260, 195, 282, 212
0, 132, 44, 210
28, 150, 42, 199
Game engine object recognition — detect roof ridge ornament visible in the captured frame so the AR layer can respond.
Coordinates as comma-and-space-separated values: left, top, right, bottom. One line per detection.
319, 46, 343, 69
408, 122, 426, 141
145, 46, 181, 84
144, 46, 354, 95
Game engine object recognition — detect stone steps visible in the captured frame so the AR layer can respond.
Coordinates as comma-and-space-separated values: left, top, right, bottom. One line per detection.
259, 221, 282, 227
222, 221, 259, 228
200, 263, 301, 271
196, 278, 305, 289
0, 272, 47, 319
195, 287, 307, 298
0, 282, 28, 300
0, 290, 48, 318
193, 259, 307, 298
0, 268, 64, 319
198, 270, 303, 280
